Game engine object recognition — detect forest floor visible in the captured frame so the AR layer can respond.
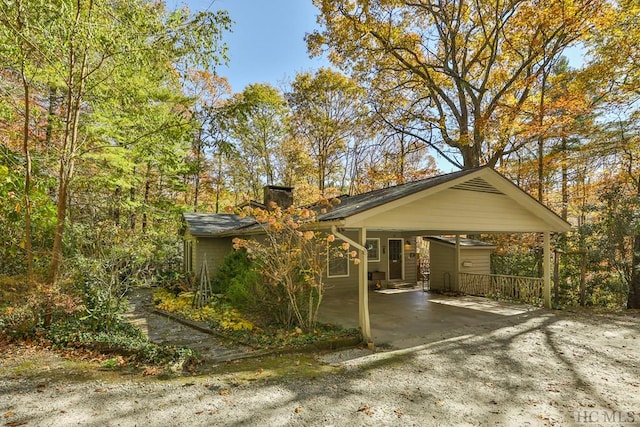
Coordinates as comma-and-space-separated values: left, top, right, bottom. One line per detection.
1, 305, 639, 426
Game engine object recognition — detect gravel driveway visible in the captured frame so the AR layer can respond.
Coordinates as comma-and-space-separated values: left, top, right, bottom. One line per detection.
1, 309, 639, 426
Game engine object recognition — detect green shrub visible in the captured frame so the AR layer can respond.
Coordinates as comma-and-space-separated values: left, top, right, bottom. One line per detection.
211, 250, 262, 309
226, 268, 261, 309
211, 250, 254, 292
46, 314, 196, 365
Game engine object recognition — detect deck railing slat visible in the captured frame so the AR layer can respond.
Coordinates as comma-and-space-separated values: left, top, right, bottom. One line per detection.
459, 272, 543, 306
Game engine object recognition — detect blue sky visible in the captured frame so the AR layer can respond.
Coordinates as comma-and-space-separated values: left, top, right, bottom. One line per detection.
167, 0, 330, 92
166, 1, 586, 93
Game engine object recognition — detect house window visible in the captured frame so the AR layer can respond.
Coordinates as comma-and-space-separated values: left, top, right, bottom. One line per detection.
366, 238, 380, 262
327, 240, 349, 278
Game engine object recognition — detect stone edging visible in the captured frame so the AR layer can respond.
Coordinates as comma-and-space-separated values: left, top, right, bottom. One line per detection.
151, 308, 362, 357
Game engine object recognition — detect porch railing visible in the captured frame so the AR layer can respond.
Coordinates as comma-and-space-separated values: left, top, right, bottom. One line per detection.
458, 272, 543, 306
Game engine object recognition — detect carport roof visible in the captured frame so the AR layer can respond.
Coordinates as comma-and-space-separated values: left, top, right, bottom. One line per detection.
182, 166, 571, 237
317, 168, 478, 221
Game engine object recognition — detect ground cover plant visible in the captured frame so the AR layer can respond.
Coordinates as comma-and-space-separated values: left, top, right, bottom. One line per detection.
0, 275, 196, 371
152, 286, 360, 351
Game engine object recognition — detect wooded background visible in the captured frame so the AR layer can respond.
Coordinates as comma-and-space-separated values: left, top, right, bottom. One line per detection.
1, 0, 639, 308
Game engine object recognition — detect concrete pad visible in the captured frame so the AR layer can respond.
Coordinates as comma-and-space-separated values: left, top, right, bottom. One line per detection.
428, 294, 537, 316
319, 287, 539, 349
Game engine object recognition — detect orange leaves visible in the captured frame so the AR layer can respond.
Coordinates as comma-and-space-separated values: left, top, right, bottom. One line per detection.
227, 201, 358, 330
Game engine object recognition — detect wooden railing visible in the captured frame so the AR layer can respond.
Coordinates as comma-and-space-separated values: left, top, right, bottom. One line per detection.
458, 272, 543, 306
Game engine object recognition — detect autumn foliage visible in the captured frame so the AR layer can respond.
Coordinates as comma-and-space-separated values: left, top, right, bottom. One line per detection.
230, 200, 358, 330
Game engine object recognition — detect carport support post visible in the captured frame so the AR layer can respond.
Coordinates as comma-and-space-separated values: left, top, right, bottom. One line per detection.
359, 227, 372, 343
543, 231, 552, 308
454, 235, 461, 291
331, 225, 372, 344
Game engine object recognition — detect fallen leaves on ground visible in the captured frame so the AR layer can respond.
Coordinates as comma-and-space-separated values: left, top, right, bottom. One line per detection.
357, 404, 373, 416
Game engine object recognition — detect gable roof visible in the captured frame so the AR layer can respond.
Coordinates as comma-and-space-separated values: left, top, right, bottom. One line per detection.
183, 213, 256, 237
317, 168, 480, 221
182, 167, 572, 237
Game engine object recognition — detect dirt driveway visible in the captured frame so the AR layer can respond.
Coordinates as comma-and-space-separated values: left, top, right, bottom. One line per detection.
1, 308, 639, 426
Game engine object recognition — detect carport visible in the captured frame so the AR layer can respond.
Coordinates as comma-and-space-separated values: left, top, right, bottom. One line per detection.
319, 286, 537, 348
316, 167, 571, 344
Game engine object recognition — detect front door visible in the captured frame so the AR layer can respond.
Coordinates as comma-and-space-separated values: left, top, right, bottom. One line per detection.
388, 239, 403, 280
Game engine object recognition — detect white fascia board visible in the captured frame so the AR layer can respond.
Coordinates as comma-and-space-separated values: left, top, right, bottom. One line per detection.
480, 169, 572, 232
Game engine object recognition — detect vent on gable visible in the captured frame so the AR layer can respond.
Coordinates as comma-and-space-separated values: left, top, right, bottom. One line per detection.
452, 177, 504, 194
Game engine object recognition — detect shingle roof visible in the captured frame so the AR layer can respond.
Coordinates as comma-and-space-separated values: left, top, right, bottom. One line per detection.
317, 168, 481, 221
183, 168, 485, 236
425, 236, 496, 248
182, 212, 256, 236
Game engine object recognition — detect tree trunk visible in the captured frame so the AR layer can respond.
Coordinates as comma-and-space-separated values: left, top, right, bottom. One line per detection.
193, 128, 202, 212
214, 151, 223, 213
460, 144, 481, 169
47, 1, 92, 285
20, 61, 34, 282
113, 186, 121, 225
629, 182, 640, 309
142, 163, 151, 234
537, 66, 548, 203
45, 86, 58, 147
561, 138, 568, 221
48, 174, 70, 285
129, 184, 136, 230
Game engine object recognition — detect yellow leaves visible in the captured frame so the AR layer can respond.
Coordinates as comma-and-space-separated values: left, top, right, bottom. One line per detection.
153, 289, 255, 332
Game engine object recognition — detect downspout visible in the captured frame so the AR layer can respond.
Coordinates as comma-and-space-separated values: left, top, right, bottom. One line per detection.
331, 225, 372, 344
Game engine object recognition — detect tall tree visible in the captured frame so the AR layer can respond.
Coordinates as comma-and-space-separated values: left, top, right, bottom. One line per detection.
0, 0, 50, 281
183, 70, 232, 212
287, 68, 367, 193
1, 0, 230, 284
225, 84, 288, 197
585, 0, 640, 308
308, 0, 607, 170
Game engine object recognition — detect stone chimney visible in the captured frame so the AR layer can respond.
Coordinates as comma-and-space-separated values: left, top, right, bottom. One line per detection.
263, 185, 293, 210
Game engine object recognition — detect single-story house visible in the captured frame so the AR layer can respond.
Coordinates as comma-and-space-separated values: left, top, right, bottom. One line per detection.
182, 166, 571, 343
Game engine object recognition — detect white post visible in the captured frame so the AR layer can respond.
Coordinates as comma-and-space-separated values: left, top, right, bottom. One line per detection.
331, 226, 372, 343
543, 231, 551, 308
454, 234, 461, 291
359, 227, 371, 343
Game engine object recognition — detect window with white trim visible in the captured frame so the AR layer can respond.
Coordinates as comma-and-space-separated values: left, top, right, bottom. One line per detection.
327, 240, 349, 278
365, 238, 380, 262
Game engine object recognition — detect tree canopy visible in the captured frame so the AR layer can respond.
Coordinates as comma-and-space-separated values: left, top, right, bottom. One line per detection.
1, 0, 640, 313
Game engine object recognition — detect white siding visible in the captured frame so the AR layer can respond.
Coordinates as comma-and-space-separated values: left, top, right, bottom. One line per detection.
459, 248, 492, 275
429, 242, 456, 291
355, 188, 552, 232
428, 241, 492, 292
192, 237, 234, 279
